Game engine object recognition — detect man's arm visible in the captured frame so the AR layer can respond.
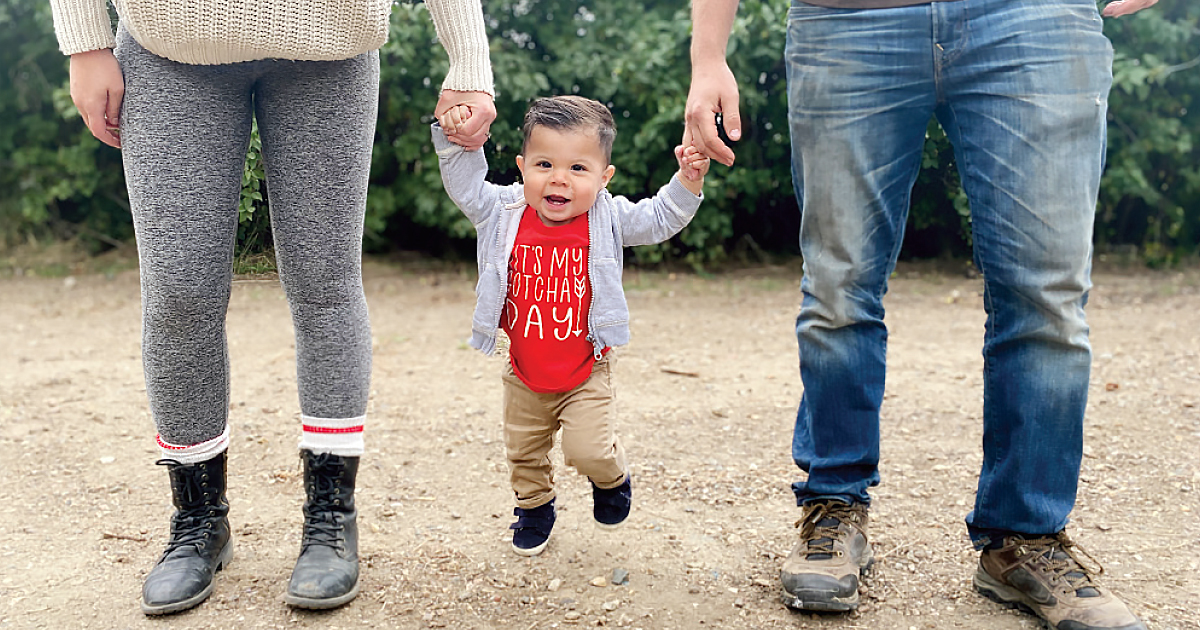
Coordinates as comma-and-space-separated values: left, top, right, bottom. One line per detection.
1102, 0, 1158, 17
685, 0, 741, 167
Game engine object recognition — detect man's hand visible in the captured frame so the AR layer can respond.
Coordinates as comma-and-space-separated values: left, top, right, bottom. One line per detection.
686, 0, 741, 167
69, 48, 124, 149
675, 144, 711, 196
435, 90, 497, 151
1102, 0, 1158, 17
684, 61, 741, 168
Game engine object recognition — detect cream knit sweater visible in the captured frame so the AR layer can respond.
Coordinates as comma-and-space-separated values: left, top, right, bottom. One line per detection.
48, 0, 493, 94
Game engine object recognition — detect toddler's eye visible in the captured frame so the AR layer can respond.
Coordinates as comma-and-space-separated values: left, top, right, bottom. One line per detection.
536, 161, 551, 168
571, 164, 587, 172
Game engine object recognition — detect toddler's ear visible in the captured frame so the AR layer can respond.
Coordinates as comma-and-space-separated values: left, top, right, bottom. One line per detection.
515, 155, 526, 176
602, 164, 616, 187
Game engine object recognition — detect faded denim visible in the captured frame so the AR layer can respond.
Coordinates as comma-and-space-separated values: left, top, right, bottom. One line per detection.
784, 0, 1113, 546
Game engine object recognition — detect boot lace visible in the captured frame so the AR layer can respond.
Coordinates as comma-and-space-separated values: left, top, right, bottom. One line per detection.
794, 501, 865, 560
1015, 531, 1105, 597
301, 453, 346, 550
157, 459, 219, 556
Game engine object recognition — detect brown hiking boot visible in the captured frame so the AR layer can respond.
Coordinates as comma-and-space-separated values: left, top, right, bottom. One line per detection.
974, 531, 1147, 630
779, 500, 873, 611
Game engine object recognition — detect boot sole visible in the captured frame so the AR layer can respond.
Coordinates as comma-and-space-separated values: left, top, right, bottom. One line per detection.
780, 591, 860, 613
973, 567, 1053, 628
975, 566, 1149, 630
140, 539, 234, 616
284, 581, 361, 609
780, 551, 874, 612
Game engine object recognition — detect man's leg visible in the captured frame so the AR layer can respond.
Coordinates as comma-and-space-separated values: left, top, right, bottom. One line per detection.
783, 0, 936, 611
934, 0, 1110, 552
936, 0, 1143, 627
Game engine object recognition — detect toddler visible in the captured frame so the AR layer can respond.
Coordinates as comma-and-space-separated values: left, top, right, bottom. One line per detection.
434, 95, 708, 555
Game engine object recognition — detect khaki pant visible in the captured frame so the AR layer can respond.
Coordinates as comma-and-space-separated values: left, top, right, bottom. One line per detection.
503, 353, 627, 509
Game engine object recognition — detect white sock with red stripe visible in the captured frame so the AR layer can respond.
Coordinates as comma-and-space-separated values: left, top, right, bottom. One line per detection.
156, 425, 231, 465
298, 415, 365, 457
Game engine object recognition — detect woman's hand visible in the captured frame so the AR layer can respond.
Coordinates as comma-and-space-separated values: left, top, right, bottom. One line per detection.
69, 48, 124, 149
435, 90, 496, 151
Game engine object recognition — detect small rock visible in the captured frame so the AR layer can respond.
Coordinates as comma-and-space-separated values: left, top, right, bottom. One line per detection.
99, 456, 115, 464
610, 568, 630, 585
591, 576, 607, 587
564, 611, 582, 621
547, 578, 563, 592
602, 600, 620, 611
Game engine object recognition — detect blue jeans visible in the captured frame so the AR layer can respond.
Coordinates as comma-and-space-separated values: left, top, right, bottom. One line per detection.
784, 0, 1112, 547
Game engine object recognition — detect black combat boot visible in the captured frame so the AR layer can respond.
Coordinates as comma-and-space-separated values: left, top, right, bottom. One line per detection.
284, 450, 360, 609
141, 451, 233, 615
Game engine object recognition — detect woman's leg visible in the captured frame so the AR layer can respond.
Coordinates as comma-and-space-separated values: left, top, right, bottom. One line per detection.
254, 52, 378, 455
115, 27, 254, 615
253, 52, 378, 609
117, 29, 255, 451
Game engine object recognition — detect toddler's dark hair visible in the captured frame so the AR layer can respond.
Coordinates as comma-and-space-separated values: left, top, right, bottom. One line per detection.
521, 96, 616, 163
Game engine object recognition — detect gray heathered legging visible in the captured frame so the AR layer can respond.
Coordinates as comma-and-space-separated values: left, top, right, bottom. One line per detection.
115, 28, 376, 446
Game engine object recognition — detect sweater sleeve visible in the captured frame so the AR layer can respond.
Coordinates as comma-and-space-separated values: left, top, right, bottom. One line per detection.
48, 0, 115, 55
424, 0, 495, 95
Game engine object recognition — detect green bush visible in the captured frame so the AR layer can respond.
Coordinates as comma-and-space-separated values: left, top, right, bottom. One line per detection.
0, 0, 129, 252
2, 0, 1197, 265
1100, 0, 1200, 266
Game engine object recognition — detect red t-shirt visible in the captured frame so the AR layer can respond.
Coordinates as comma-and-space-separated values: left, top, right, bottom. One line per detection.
502, 206, 600, 393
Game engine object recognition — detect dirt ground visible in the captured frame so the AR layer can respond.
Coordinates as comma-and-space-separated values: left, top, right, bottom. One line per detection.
1, 259, 1197, 630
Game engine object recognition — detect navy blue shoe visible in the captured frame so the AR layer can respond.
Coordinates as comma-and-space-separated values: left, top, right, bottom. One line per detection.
510, 499, 555, 556
592, 475, 632, 529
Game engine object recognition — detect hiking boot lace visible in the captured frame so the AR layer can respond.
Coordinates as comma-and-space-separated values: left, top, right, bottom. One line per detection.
1016, 531, 1105, 596
794, 502, 865, 559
